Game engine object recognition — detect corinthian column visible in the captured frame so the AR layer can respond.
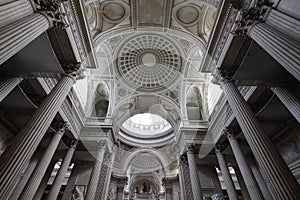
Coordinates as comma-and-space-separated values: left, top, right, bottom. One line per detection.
0, 13, 51, 65
46, 140, 77, 200
225, 128, 263, 200
0, 76, 23, 102
0, 0, 69, 66
61, 161, 82, 200
215, 146, 238, 200
248, 22, 300, 81
85, 141, 106, 200
0, 65, 84, 199
178, 155, 191, 200
19, 122, 69, 200
271, 87, 300, 123
186, 144, 203, 200
221, 79, 300, 199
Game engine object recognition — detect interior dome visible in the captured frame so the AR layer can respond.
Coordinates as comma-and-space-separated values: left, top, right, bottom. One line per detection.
116, 34, 181, 92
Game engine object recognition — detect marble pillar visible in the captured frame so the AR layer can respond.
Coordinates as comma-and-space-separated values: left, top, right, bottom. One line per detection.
9, 150, 42, 200
101, 148, 116, 200
19, 122, 69, 200
225, 129, 263, 200
248, 22, 300, 81
0, 13, 51, 65
0, 77, 23, 102
234, 166, 251, 200
33, 161, 56, 200
46, 140, 77, 200
166, 187, 173, 200
61, 160, 82, 200
186, 144, 203, 200
221, 79, 300, 199
85, 141, 106, 200
209, 166, 224, 199
178, 155, 189, 200
248, 156, 273, 200
215, 147, 238, 200
0, 0, 34, 27
271, 87, 300, 123
116, 186, 124, 200
0, 66, 84, 199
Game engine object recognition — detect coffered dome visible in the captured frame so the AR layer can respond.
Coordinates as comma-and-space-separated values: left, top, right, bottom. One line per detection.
116, 34, 181, 92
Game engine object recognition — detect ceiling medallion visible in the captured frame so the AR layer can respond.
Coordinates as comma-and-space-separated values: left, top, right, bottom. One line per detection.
116, 34, 181, 92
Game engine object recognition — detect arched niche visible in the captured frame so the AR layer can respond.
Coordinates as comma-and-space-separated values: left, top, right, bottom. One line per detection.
186, 85, 204, 120
93, 82, 110, 117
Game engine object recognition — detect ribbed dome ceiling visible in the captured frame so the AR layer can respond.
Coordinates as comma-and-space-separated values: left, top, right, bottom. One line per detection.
116, 34, 181, 92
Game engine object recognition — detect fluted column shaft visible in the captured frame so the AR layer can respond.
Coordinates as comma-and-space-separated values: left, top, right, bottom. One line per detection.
0, 0, 34, 27
234, 166, 251, 200
265, 9, 300, 41
101, 149, 116, 200
0, 75, 76, 199
0, 76, 22, 102
222, 80, 300, 199
209, 166, 224, 199
248, 157, 273, 200
215, 150, 238, 200
248, 22, 300, 81
186, 146, 203, 200
33, 161, 56, 200
116, 186, 124, 200
85, 143, 106, 200
20, 123, 68, 200
8, 151, 42, 200
227, 135, 263, 200
47, 143, 76, 200
0, 12, 51, 65
178, 158, 187, 200
271, 87, 300, 123
61, 161, 81, 200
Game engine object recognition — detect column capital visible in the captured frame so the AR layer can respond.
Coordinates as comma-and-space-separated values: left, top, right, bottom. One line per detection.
35, 0, 68, 29
216, 68, 235, 84
52, 121, 69, 136
215, 143, 226, 154
97, 140, 107, 150
63, 62, 86, 81
179, 155, 188, 165
66, 139, 78, 149
222, 126, 241, 139
186, 144, 195, 154
165, 186, 173, 193
233, 0, 273, 36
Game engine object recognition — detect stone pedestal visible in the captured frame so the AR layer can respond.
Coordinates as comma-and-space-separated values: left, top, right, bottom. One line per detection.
215, 147, 238, 200
0, 77, 22, 102
186, 144, 203, 200
20, 122, 68, 200
271, 87, 300, 123
85, 141, 106, 200
46, 141, 77, 200
221, 80, 300, 199
248, 22, 300, 81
